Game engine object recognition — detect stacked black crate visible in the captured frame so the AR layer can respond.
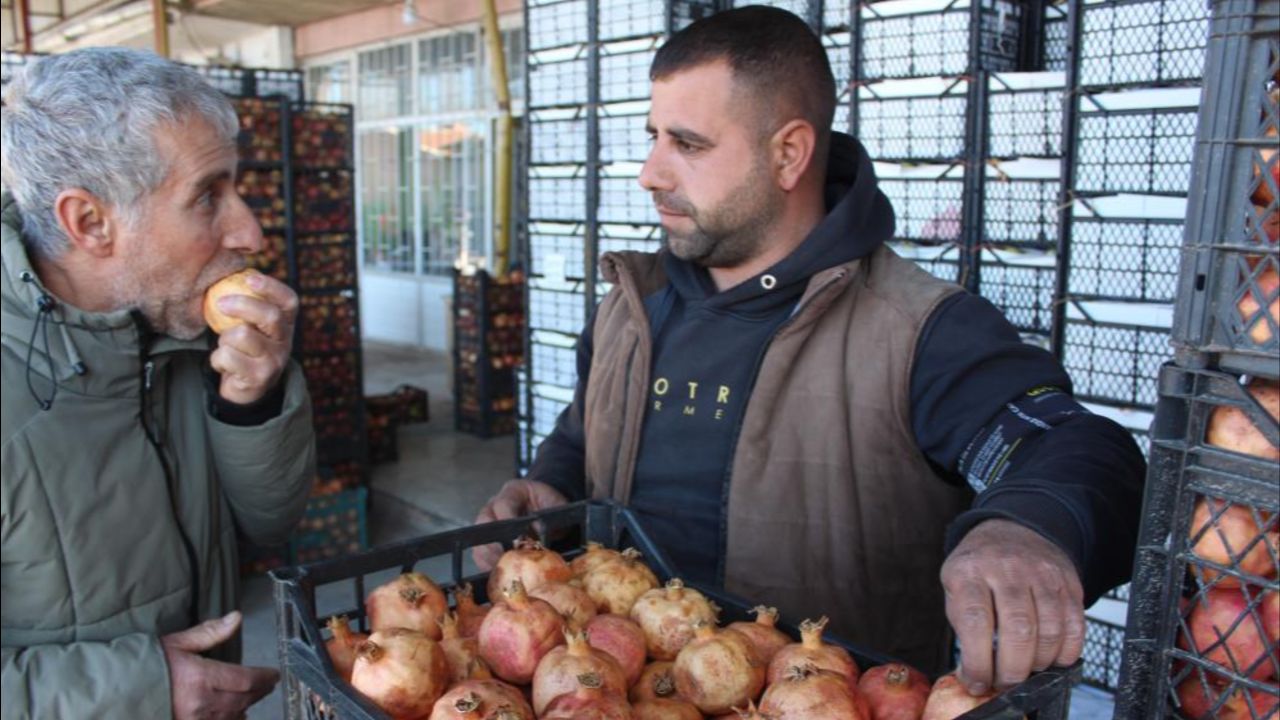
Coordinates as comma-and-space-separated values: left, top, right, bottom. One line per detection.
845, 0, 1026, 288
1053, 0, 1209, 455
522, 0, 592, 465
977, 72, 1065, 348
454, 268, 523, 437
1117, 0, 1280, 716
519, 0, 716, 468
290, 102, 366, 491
1049, 0, 1211, 691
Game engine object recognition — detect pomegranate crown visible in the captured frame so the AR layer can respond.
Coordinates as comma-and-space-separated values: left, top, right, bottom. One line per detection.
454, 692, 482, 712
514, 536, 545, 552
750, 605, 779, 624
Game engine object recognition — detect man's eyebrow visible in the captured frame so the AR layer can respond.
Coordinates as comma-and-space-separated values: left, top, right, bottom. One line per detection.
645, 122, 713, 147
188, 168, 232, 198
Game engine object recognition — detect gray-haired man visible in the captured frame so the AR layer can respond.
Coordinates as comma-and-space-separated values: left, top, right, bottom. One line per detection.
1, 48, 316, 718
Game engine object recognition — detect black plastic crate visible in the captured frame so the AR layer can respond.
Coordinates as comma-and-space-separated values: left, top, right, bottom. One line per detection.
600, 109, 650, 164
1043, 3, 1071, 72
530, 337, 581, 389
1116, 363, 1279, 719
856, 80, 971, 162
529, 172, 589, 222
976, 247, 1058, 339
1067, 216, 1184, 303
528, 0, 590, 52
857, 0, 1025, 81
1170, 0, 1280, 377
889, 240, 965, 284
1062, 318, 1172, 409
528, 55, 589, 109
983, 177, 1062, 248
528, 283, 588, 335
529, 222, 588, 280
454, 270, 524, 438
1077, 0, 1210, 91
270, 500, 1080, 720
880, 172, 967, 243
1082, 616, 1128, 691
1075, 103, 1200, 197
530, 112, 589, 165
599, 174, 657, 225
987, 75, 1065, 159
600, 44, 659, 104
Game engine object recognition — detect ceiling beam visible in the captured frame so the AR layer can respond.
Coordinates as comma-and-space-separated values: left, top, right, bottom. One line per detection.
15, 0, 31, 52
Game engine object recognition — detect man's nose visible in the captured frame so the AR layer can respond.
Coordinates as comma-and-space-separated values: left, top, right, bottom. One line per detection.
224, 193, 266, 254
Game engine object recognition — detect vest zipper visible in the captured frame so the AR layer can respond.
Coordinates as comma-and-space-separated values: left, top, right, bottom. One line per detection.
140, 356, 202, 628
713, 270, 849, 585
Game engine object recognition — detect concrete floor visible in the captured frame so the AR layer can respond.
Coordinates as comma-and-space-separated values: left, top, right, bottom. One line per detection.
241, 342, 1116, 720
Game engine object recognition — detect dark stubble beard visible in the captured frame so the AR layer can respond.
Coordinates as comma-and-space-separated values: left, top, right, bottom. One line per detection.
111, 245, 246, 340
656, 152, 782, 268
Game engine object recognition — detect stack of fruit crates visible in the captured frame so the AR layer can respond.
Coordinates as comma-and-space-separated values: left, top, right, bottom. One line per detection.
365, 385, 430, 464
231, 92, 366, 572
518, 0, 718, 469
1115, 0, 1280, 716
455, 269, 525, 437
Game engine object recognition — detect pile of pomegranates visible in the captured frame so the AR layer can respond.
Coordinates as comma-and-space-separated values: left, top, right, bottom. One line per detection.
319, 541, 1015, 719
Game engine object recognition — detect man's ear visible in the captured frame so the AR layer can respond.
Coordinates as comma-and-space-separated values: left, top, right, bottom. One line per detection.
771, 118, 818, 192
52, 188, 116, 258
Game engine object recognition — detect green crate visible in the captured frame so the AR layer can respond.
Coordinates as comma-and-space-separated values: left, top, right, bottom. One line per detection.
289, 487, 368, 566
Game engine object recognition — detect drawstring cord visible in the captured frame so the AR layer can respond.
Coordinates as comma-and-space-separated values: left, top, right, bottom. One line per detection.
20, 270, 86, 411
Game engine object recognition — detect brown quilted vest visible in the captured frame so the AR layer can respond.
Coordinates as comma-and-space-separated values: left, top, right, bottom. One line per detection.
582, 244, 973, 673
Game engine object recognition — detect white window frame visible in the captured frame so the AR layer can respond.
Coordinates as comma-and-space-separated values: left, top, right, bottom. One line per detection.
302, 17, 525, 280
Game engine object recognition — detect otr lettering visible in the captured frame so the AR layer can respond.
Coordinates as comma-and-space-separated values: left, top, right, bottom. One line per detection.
652, 377, 732, 416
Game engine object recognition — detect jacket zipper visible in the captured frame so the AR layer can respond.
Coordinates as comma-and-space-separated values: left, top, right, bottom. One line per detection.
140, 357, 202, 627
714, 270, 849, 585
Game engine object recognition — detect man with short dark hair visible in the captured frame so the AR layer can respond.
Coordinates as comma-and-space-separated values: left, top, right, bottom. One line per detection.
1, 48, 315, 718
477, 5, 1145, 693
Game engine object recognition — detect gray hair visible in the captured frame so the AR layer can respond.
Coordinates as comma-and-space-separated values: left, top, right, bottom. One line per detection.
1, 47, 239, 259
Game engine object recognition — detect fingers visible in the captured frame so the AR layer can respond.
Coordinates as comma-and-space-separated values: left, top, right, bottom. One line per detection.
163, 612, 242, 653
472, 542, 503, 571
528, 482, 569, 511
210, 342, 284, 405
1030, 579, 1065, 672
993, 583, 1037, 689
488, 481, 533, 522
209, 662, 280, 699
1056, 584, 1087, 667
216, 294, 291, 342
944, 574, 996, 695
242, 271, 300, 319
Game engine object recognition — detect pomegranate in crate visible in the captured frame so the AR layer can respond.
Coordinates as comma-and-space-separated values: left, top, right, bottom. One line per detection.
1188, 496, 1278, 585
1180, 586, 1279, 681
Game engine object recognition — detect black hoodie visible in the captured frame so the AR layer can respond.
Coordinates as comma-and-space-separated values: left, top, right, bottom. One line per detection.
531, 134, 1145, 603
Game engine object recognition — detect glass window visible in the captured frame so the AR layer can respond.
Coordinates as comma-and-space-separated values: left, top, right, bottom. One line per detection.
358, 44, 412, 121
359, 127, 416, 273
307, 61, 351, 104
419, 33, 480, 114
420, 120, 487, 275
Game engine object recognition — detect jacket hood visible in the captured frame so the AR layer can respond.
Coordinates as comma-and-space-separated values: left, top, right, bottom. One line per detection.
1, 192, 204, 405
663, 132, 895, 315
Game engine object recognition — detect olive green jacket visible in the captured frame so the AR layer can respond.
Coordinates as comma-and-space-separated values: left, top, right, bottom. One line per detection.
0, 194, 316, 719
